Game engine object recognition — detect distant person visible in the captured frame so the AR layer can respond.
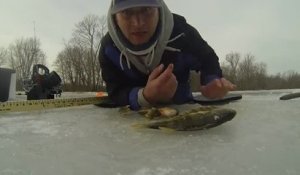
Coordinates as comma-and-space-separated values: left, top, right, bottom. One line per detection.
99, 0, 236, 110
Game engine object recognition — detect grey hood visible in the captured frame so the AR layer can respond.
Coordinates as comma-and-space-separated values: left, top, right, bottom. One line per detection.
107, 0, 174, 74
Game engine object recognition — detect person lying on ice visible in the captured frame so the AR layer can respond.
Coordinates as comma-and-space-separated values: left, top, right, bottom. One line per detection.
99, 0, 236, 110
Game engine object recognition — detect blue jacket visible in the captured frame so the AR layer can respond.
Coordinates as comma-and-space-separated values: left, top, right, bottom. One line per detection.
99, 14, 222, 110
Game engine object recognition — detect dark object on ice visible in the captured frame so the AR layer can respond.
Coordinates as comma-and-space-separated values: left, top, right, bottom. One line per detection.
23, 64, 62, 100
0, 68, 16, 102
279, 92, 300, 100
94, 96, 120, 108
193, 93, 242, 105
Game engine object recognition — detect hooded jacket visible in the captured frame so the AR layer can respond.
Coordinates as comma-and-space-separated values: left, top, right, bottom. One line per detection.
99, 13, 223, 110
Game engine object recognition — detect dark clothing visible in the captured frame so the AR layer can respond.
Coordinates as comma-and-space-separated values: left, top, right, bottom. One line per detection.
99, 14, 222, 110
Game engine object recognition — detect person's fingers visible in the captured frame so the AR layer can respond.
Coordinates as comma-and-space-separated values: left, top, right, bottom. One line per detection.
200, 85, 218, 99
227, 82, 237, 90
220, 78, 236, 90
161, 74, 178, 101
164, 73, 178, 89
156, 64, 174, 83
207, 79, 222, 90
215, 79, 222, 88
201, 79, 228, 99
220, 78, 229, 89
148, 64, 164, 81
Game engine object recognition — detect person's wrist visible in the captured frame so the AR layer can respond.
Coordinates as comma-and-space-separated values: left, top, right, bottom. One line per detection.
137, 88, 151, 107
142, 88, 155, 104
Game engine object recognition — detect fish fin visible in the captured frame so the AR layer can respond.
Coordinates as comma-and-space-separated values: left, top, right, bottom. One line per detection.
159, 127, 176, 133
119, 106, 133, 116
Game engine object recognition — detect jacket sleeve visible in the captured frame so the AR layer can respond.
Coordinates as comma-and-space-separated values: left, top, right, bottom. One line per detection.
99, 39, 141, 110
184, 23, 223, 85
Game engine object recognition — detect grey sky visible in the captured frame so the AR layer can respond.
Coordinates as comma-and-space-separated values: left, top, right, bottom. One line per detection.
0, 0, 299, 74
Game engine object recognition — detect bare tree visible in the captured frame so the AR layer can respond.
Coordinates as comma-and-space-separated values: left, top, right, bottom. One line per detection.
55, 43, 88, 90
237, 53, 255, 89
55, 14, 107, 91
223, 52, 240, 83
237, 53, 267, 90
72, 14, 105, 90
222, 52, 268, 90
0, 47, 7, 66
7, 37, 46, 81
96, 16, 107, 88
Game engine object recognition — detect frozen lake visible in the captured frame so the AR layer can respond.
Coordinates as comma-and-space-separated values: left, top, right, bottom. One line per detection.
0, 90, 300, 175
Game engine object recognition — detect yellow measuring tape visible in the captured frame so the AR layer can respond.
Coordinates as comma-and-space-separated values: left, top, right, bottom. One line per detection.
0, 96, 108, 113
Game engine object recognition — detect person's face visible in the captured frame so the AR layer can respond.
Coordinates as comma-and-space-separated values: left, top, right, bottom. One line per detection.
115, 7, 159, 46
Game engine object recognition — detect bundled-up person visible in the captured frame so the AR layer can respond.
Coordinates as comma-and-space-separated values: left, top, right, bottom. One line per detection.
99, 0, 236, 110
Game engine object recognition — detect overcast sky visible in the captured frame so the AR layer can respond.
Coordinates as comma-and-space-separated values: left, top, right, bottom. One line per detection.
0, 0, 299, 74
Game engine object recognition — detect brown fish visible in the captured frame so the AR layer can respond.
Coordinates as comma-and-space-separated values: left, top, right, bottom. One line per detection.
132, 107, 236, 131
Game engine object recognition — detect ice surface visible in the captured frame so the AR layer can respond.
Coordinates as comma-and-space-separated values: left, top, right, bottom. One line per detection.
0, 90, 300, 175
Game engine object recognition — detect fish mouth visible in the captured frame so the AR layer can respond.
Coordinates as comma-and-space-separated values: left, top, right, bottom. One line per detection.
205, 108, 236, 128
216, 108, 236, 120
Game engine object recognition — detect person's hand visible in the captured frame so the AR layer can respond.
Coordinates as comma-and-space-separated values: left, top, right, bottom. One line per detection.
143, 64, 178, 104
200, 78, 236, 99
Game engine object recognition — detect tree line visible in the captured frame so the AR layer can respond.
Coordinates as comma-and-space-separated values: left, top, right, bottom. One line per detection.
221, 52, 300, 90
0, 14, 299, 91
